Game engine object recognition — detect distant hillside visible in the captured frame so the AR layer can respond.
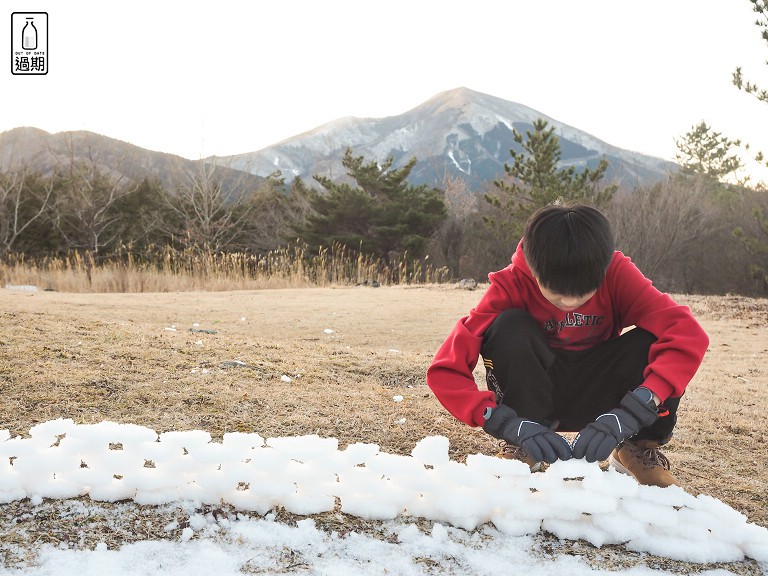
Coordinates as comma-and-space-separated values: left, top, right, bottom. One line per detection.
0, 127, 264, 195
217, 87, 678, 192
1, 88, 678, 197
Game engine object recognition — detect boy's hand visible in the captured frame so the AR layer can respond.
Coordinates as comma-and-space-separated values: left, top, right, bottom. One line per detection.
483, 404, 572, 464
571, 387, 659, 462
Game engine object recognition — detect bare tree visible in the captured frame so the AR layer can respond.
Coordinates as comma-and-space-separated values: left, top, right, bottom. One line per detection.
51, 147, 137, 256
607, 175, 721, 286
162, 159, 259, 253
429, 166, 478, 277
243, 172, 315, 253
0, 166, 53, 256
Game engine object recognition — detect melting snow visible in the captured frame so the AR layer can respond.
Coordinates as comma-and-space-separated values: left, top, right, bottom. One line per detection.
0, 419, 765, 565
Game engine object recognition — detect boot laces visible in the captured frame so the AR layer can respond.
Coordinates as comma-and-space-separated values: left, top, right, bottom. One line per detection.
628, 443, 671, 470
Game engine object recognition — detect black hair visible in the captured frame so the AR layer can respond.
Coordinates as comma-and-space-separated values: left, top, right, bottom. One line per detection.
522, 203, 614, 296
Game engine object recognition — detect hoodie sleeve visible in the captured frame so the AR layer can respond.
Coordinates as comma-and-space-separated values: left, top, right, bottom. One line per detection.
608, 254, 709, 402
426, 278, 518, 427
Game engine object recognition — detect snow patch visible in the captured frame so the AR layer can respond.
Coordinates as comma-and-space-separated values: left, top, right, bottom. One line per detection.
0, 419, 766, 565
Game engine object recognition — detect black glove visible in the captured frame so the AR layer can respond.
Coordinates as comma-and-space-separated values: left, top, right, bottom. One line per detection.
571, 387, 659, 463
483, 404, 572, 464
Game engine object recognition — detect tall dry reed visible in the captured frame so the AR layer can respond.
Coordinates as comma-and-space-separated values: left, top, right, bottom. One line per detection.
0, 242, 452, 293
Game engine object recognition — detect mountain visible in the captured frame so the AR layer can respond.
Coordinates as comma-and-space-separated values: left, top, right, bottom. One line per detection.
218, 87, 677, 192
0, 127, 264, 196
1, 88, 677, 197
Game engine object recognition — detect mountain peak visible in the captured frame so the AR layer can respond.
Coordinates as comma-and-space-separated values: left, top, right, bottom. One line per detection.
220, 88, 675, 192
1, 89, 676, 195
428, 86, 480, 104
412, 86, 491, 114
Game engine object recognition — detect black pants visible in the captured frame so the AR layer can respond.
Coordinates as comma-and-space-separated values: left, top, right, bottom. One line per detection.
480, 308, 678, 443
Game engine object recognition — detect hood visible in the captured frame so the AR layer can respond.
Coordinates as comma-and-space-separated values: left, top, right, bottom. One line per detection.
510, 239, 535, 280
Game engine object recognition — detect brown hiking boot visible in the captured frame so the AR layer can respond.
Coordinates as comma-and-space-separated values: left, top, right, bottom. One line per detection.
497, 441, 545, 472
609, 439, 679, 488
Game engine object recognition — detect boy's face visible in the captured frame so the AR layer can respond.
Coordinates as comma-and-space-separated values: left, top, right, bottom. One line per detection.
535, 279, 596, 311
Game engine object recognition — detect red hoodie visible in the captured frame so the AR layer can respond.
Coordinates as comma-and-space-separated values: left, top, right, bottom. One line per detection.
426, 242, 709, 428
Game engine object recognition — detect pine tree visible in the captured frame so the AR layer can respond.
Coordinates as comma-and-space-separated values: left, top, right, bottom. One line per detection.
298, 149, 447, 262
733, 0, 768, 104
731, 0, 768, 292
484, 118, 616, 242
110, 177, 172, 252
734, 210, 768, 291
674, 121, 744, 182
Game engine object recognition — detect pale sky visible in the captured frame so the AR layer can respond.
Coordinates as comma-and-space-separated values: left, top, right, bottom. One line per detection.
2, 1, 767, 180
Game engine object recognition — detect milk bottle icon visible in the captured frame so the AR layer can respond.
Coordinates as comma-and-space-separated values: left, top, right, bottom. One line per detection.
22, 18, 37, 50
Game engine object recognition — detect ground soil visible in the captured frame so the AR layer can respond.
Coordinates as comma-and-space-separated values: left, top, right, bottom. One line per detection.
1, 285, 766, 571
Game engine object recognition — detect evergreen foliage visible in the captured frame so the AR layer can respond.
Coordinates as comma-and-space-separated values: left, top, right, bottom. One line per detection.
732, 0, 768, 105
484, 118, 617, 242
734, 206, 768, 290
730, 0, 768, 291
298, 149, 447, 262
674, 121, 745, 181
111, 177, 174, 252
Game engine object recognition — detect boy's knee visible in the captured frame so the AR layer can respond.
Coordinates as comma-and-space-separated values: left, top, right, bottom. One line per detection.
489, 308, 538, 332
483, 308, 544, 353
625, 327, 657, 348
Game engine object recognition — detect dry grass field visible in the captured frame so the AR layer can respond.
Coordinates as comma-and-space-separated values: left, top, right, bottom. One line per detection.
1, 284, 767, 570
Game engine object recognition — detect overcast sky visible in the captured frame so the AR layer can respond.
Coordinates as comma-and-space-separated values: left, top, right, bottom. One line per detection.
2, 1, 767, 180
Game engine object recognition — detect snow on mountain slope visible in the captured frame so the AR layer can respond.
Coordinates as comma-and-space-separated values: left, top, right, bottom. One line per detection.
221, 87, 676, 191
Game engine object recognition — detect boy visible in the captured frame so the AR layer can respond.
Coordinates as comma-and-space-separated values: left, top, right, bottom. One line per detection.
426, 203, 709, 487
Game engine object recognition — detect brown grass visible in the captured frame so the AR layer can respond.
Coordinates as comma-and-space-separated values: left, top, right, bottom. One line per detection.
0, 244, 451, 292
0, 285, 766, 571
